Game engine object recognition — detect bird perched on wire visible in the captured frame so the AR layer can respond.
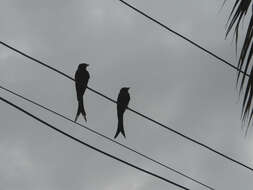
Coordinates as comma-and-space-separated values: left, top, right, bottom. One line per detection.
74, 63, 90, 122
114, 87, 130, 139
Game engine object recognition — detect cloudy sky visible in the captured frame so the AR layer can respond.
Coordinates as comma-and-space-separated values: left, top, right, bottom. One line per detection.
1, 0, 253, 189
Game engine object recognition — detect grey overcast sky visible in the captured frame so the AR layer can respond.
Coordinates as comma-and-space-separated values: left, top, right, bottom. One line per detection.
1, 0, 253, 189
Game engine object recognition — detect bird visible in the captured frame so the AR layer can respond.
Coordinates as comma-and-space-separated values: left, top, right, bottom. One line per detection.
114, 87, 130, 139
74, 63, 90, 122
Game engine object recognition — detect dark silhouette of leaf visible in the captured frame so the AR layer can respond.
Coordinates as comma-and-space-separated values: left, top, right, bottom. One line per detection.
225, 0, 253, 129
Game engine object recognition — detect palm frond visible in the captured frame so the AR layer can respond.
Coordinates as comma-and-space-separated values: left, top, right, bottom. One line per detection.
226, 0, 251, 51
225, 0, 253, 129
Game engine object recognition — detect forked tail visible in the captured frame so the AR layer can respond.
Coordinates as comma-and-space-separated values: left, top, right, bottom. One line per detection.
114, 115, 125, 139
74, 99, 87, 122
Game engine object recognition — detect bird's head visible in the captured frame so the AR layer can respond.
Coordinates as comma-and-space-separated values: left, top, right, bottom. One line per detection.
121, 87, 130, 91
78, 63, 89, 70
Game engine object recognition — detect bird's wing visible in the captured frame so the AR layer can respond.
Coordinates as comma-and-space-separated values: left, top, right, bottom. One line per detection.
117, 92, 130, 110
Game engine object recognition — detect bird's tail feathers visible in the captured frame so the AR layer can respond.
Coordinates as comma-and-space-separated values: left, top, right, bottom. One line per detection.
114, 116, 125, 139
75, 99, 87, 122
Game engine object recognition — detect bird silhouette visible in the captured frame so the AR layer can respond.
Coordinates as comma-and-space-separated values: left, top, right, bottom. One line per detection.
74, 63, 90, 122
114, 87, 130, 139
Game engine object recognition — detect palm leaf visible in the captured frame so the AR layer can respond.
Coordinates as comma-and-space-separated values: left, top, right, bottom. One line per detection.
225, 0, 253, 129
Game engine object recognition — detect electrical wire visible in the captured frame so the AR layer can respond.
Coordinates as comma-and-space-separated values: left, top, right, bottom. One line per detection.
1, 40, 252, 172
0, 84, 214, 190
0, 95, 190, 190
117, 0, 249, 77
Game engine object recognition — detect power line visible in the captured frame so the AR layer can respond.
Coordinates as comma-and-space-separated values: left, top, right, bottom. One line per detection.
0, 95, 190, 190
1, 41, 253, 173
0, 41, 117, 103
117, 0, 250, 77
0, 85, 214, 190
